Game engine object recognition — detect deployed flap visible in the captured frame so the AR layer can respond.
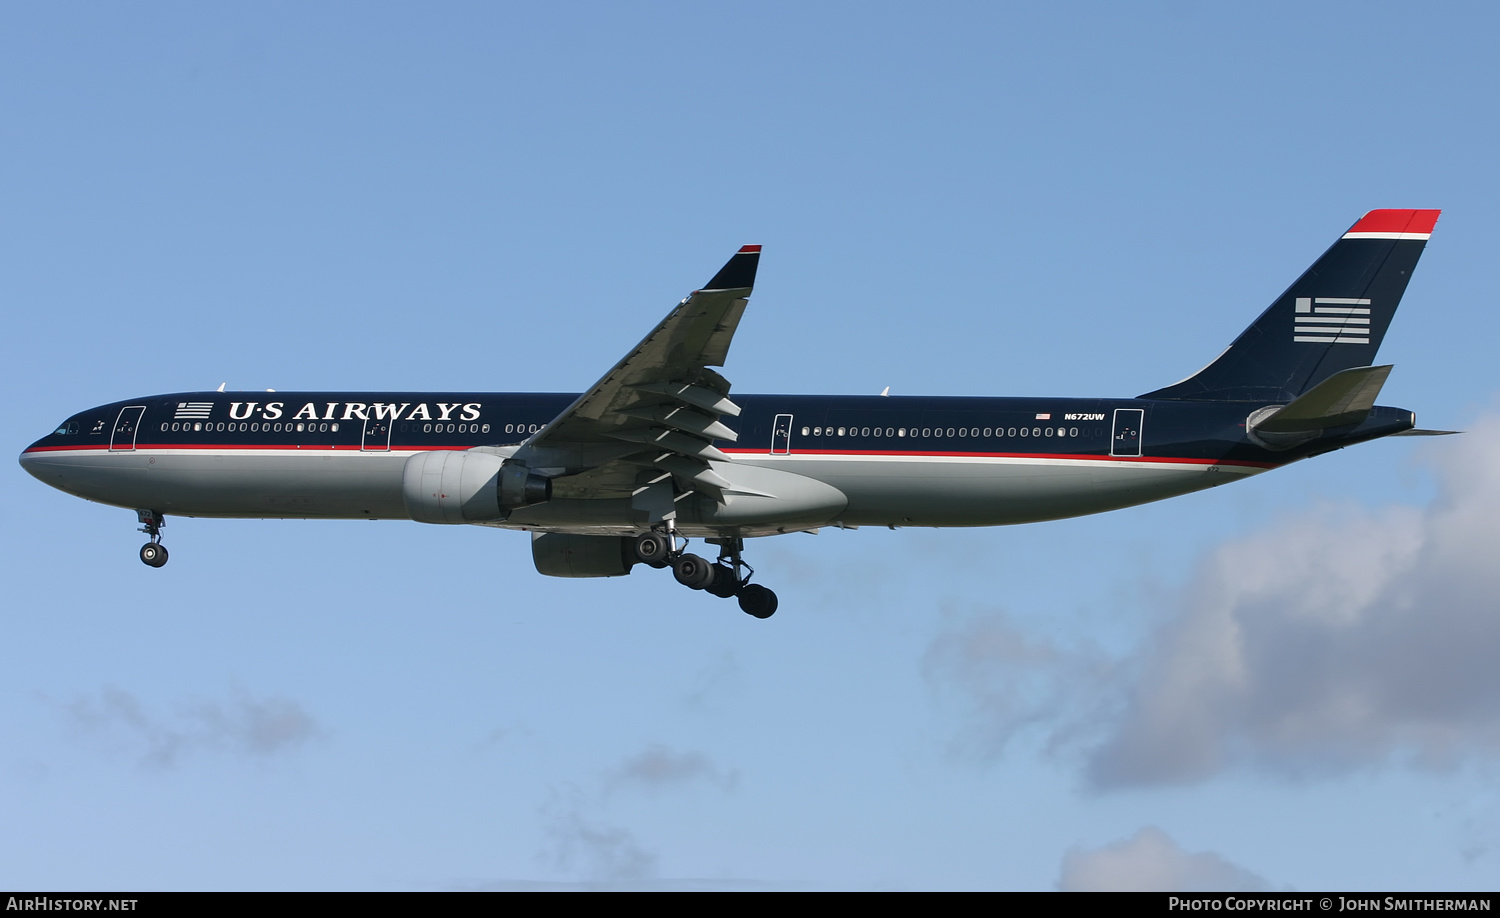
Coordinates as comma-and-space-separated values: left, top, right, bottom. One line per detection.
1252, 364, 1392, 433
507, 246, 762, 509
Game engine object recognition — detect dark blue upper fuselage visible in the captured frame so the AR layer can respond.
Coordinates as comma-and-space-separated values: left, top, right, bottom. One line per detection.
25, 390, 1415, 467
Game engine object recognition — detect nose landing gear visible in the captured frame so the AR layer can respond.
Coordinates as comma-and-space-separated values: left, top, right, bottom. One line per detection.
137, 510, 168, 568
633, 531, 778, 618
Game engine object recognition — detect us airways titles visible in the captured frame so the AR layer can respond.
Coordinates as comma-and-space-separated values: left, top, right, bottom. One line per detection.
219, 401, 484, 422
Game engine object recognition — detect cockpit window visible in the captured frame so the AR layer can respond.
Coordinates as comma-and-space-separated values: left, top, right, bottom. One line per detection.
53, 421, 80, 435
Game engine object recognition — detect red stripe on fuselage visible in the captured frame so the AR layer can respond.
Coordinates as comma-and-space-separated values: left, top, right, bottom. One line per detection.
21, 443, 473, 453
724, 447, 1273, 468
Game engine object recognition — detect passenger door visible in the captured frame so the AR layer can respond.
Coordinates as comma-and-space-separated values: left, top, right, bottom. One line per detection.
771, 413, 793, 455
362, 417, 392, 451
1110, 408, 1144, 457
110, 406, 146, 451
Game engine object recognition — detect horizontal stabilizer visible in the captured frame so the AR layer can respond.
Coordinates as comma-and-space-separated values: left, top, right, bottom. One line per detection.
1391, 428, 1461, 437
1252, 364, 1393, 434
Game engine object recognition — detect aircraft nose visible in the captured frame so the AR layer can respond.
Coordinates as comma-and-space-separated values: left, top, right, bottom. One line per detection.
19, 445, 48, 479
19, 442, 64, 488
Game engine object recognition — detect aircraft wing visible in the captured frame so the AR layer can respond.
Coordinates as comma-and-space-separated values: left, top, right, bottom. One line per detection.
508, 246, 761, 513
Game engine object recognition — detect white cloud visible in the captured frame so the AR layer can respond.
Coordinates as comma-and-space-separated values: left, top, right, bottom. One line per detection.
539, 792, 659, 884
924, 415, 1500, 787
58, 685, 323, 767
923, 606, 1109, 760
606, 744, 737, 796
1087, 417, 1500, 787
538, 743, 736, 885
1058, 826, 1273, 892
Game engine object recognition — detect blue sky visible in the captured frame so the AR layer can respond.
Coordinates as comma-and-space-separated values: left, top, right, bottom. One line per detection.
5, 2, 1500, 890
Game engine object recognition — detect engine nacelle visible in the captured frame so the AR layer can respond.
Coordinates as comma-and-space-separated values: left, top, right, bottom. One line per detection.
402, 450, 507, 524
531, 532, 635, 578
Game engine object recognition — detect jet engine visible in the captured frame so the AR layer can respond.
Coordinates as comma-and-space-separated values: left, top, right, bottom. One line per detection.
530, 532, 636, 578
402, 450, 507, 523
403, 450, 554, 524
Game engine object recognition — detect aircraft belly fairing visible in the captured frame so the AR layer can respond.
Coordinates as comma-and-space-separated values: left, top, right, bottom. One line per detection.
739, 454, 1263, 528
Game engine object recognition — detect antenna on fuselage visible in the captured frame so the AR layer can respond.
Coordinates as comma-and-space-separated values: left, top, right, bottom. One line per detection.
879, 386, 890, 397
216, 383, 226, 392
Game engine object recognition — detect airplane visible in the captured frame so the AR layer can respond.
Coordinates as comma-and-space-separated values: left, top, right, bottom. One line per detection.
20, 209, 1448, 619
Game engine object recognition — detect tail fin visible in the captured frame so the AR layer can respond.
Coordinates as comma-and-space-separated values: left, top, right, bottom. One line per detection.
1141, 209, 1439, 402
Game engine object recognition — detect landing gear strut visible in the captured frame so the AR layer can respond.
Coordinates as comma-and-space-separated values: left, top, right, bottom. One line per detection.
637, 529, 778, 619
137, 510, 168, 568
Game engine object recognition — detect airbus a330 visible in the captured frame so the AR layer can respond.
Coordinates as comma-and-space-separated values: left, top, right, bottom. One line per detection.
21, 209, 1448, 619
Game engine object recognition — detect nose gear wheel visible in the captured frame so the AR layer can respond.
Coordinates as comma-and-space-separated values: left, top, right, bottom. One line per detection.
136, 510, 168, 568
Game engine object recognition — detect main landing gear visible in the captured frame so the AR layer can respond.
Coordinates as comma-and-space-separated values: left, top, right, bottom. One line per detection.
633, 531, 779, 619
137, 510, 168, 568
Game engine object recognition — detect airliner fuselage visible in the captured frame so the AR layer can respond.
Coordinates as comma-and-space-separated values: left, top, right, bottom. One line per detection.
22, 391, 1413, 530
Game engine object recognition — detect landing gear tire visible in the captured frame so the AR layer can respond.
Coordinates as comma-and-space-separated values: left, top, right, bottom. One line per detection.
672, 553, 716, 590
705, 564, 740, 599
737, 584, 778, 619
633, 532, 672, 568
140, 542, 168, 568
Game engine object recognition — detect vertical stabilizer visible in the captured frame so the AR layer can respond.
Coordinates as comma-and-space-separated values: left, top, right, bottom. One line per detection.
1142, 209, 1438, 402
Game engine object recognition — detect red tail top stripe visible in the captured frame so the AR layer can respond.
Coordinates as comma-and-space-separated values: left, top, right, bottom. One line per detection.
1347, 209, 1441, 236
